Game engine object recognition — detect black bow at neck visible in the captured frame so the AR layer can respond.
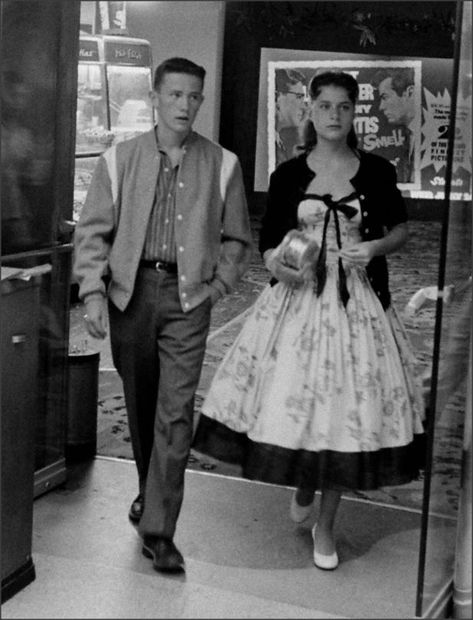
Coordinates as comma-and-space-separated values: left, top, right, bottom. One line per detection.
303, 191, 359, 308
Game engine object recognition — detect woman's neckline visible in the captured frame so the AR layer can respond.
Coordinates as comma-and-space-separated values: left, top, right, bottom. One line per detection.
303, 147, 361, 183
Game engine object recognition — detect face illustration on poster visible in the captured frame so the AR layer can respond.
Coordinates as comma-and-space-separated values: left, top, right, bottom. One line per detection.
372, 67, 416, 184
275, 68, 308, 165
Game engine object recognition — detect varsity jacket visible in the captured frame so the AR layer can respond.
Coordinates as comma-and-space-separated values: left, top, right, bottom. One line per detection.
73, 129, 252, 312
259, 149, 408, 310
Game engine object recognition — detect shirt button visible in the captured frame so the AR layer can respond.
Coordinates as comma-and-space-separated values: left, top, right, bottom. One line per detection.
177, 214, 183, 221
180, 275, 186, 282
364, 228, 369, 233
165, 219, 169, 224
164, 167, 169, 172
179, 246, 184, 252
363, 211, 368, 217
184, 302, 190, 309
182, 292, 187, 298
168, 193, 172, 198
163, 244, 167, 250
360, 194, 365, 200
178, 182, 184, 188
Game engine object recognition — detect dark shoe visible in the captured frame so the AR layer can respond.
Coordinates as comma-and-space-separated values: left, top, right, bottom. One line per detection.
128, 493, 144, 524
142, 536, 185, 573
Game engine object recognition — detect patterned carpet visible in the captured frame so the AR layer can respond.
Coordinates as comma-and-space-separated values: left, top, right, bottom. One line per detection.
94, 220, 465, 518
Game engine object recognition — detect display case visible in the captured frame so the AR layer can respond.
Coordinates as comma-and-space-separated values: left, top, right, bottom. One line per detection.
74, 33, 154, 222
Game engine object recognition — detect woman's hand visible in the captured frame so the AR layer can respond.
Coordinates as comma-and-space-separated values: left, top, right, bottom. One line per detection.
340, 223, 408, 267
338, 241, 378, 267
263, 248, 310, 286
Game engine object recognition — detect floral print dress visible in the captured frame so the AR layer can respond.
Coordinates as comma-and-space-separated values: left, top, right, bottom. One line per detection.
193, 194, 426, 490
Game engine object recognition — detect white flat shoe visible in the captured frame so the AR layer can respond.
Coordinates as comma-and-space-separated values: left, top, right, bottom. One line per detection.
311, 524, 339, 570
290, 492, 313, 523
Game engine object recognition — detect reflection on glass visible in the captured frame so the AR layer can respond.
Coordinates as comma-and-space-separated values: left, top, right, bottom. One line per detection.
1, 7, 57, 254
418, 1, 472, 615
35, 253, 70, 476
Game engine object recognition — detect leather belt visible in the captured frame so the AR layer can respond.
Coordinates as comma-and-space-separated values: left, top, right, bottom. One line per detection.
139, 259, 178, 273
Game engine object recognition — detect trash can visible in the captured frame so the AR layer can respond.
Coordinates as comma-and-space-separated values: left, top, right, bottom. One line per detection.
66, 350, 100, 461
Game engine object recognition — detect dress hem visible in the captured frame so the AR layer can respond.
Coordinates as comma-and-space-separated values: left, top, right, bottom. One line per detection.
193, 414, 426, 491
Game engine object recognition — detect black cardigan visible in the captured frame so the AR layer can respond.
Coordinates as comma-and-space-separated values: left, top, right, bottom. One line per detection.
259, 150, 408, 310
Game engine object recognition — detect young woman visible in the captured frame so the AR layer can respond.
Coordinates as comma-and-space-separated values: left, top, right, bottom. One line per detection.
193, 71, 425, 570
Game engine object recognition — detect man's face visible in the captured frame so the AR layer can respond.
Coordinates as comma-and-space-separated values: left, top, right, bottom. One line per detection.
378, 76, 413, 125
151, 72, 204, 137
277, 81, 307, 128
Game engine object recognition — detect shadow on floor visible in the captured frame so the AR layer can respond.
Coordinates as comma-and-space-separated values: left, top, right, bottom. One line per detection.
2, 457, 456, 619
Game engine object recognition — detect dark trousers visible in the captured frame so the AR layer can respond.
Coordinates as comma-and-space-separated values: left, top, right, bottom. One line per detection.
108, 267, 211, 539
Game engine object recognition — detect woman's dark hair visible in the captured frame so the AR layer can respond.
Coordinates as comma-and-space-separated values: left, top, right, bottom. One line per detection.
298, 71, 359, 153
153, 57, 206, 91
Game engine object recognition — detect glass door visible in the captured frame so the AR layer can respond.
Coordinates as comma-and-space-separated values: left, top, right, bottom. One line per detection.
1, 0, 80, 497
416, 1, 472, 616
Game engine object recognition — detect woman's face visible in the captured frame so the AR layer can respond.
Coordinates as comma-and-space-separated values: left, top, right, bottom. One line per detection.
309, 85, 355, 143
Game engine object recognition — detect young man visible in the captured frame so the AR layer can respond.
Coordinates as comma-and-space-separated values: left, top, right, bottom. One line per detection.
73, 57, 252, 573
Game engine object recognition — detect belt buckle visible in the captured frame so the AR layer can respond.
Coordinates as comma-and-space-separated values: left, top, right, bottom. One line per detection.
155, 261, 166, 272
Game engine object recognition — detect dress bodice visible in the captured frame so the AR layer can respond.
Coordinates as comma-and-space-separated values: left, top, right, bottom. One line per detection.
298, 196, 361, 265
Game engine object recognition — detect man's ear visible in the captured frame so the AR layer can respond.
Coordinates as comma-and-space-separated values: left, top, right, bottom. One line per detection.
405, 84, 415, 98
150, 90, 158, 107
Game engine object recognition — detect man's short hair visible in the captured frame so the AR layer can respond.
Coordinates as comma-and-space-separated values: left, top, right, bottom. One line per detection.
372, 68, 414, 96
276, 68, 306, 94
153, 57, 206, 91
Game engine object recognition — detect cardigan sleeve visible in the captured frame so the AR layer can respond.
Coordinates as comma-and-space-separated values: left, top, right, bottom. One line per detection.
258, 165, 297, 256
380, 158, 408, 230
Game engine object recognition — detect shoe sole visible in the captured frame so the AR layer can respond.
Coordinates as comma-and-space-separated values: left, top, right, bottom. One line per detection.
313, 558, 339, 571
142, 544, 185, 573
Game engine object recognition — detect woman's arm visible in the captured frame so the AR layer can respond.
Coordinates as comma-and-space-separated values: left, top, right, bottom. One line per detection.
339, 222, 408, 266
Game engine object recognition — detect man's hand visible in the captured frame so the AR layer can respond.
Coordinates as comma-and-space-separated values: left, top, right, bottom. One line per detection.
338, 241, 378, 267
83, 295, 107, 340
208, 284, 223, 307
263, 248, 310, 286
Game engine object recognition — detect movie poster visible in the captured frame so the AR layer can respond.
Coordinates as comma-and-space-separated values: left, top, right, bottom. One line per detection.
255, 49, 471, 201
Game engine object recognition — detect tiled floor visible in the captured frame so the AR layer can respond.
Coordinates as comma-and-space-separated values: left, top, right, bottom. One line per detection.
1, 456, 456, 619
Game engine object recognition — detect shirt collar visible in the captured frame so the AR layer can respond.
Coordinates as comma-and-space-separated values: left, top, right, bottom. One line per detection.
154, 125, 196, 153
